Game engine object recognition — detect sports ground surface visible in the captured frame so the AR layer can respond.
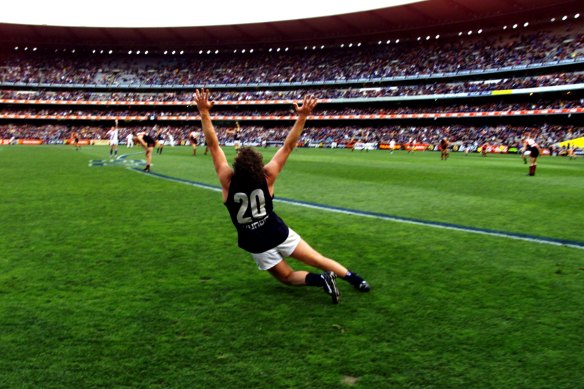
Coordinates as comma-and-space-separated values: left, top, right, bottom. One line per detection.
1, 145, 582, 388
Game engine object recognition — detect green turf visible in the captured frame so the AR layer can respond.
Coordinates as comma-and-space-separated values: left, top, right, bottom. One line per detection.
0, 145, 582, 388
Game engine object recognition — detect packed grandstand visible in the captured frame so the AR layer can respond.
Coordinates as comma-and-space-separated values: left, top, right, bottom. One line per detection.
0, 12, 583, 155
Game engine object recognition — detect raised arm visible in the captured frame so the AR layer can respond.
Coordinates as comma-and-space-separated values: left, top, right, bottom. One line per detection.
264, 95, 318, 187
194, 89, 233, 197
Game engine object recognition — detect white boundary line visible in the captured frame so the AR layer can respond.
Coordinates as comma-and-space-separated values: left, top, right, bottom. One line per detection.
129, 167, 584, 251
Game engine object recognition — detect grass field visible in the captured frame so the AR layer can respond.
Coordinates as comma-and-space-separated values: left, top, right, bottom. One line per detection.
1, 144, 583, 388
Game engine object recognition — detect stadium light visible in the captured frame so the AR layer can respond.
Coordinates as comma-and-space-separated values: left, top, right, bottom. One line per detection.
417, 36, 421, 41
378, 40, 382, 45
320, 45, 325, 49
467, 30, 472, 35
304, 46, 308, 50
550, 18, 556, 22
14, 46, 18, 50
562, 15, 567, 21
435, 35, 440, 39
348, 43, 353, 47
458, 32, 463, 36
180, 50, 184, 55
575, 13, 580, 19
92, 49, 96, 53
242, 49, 246, 53
503, 25, 508, 29
145, 50, 149, 55
513, 24, 518, 29
523, 22, 529, 27
395, 39, 399, 43
108, 50, 112, 54
285, 47, 289, 51
426, 35, 430, 40
24, 47, 28, 51
33, 47, 38, 51
385, 39, 391, 44
215, 49, 219, 54
128, 50, 132, 54
478, 29, 483, 34
136, 50, 141, 54
340, 44, 344, 48
357, 43, 361, 47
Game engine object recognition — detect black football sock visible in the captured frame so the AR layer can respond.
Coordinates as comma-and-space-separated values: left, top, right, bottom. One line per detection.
305, 273, 325, 287
342, 271, 364, 287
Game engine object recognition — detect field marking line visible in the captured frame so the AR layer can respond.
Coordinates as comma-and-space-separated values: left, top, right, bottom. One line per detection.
128, 167, 584, 251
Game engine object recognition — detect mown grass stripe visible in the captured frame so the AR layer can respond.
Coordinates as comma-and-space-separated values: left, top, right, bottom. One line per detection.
130, 167, 584, 251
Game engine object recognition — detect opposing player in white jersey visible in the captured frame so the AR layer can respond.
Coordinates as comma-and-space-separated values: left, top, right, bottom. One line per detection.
126, 131, 134, 148
524, 137, 542, 176
106, 120, 119, 158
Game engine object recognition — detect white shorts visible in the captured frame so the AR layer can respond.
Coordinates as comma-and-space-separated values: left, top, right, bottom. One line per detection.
250, 228, 301, 270
109, 139, 119, 146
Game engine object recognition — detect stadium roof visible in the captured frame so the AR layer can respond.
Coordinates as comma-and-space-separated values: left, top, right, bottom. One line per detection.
0, 0, 581, 49
1, 1, 429, 28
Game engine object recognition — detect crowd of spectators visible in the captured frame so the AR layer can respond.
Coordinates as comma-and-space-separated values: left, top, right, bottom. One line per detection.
1, 28, 582, 86
1, 72, 583, 102
1, 25, 582, 152
1, 96, 581, 118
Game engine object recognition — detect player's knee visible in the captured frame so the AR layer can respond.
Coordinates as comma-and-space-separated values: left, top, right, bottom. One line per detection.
278, 275, 295, 285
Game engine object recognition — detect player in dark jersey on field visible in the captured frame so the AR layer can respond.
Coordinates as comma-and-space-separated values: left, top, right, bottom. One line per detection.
194, 89, 370, 304
439, 137, 449, 160
188, 130, 200, 156
156, 128, 166, 155
71, 132, 80, 151
134, 130, 157, 172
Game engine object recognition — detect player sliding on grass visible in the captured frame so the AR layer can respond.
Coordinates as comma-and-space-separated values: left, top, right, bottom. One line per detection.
194, 89, 370, 304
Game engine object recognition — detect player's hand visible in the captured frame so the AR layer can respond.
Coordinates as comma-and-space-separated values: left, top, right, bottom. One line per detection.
194, 89, 214, 114
293, 95, 318, 117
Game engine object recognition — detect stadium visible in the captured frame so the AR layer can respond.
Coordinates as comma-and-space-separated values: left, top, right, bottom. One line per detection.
1, 0, 583, 387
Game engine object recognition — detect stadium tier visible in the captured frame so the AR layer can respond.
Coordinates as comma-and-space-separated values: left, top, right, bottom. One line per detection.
1, 15, 583, 153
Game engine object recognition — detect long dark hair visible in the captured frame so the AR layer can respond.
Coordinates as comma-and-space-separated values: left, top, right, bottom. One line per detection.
233, 147, 265, 186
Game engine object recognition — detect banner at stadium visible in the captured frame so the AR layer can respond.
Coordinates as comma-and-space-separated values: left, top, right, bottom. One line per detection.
1, 107, 582, 122
19, 139, 43, 145
64, 139, 92, 145
558, 137, 584, 148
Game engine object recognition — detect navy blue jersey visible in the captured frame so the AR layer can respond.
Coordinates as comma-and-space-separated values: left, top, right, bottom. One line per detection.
143, 134, 156, 147
225, 175, 289, 253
